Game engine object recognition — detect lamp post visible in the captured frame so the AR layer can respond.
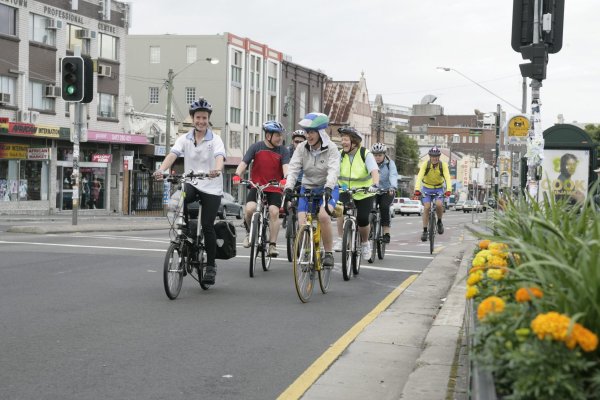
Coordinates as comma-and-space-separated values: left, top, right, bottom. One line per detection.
164, 57, 219, 154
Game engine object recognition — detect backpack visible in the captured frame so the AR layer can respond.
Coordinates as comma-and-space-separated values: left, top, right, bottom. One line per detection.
424, 160, 446, 181
214, 220, 237, 260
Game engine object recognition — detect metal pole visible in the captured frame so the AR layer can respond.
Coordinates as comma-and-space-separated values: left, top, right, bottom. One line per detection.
165, 68, 174, 154
376, 104, 382, 143
521, 77, 527, 114
71, 102, 82, 225
495, 104, 500, 198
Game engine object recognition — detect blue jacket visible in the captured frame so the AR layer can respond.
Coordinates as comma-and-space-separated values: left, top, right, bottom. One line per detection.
377, 157, 398, 190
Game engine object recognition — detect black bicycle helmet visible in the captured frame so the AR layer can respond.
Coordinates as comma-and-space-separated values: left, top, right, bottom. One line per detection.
337, 126, 363, 142
428, 146, 441, 156
189, 97, 213, 116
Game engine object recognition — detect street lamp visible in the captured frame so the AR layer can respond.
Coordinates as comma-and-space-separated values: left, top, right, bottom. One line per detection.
436, 67, 521, 112
165, 57, 220, 153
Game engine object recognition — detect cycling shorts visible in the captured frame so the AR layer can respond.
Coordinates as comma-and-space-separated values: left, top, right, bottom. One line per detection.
421, 187, 444, 204
298, 186, 339, 213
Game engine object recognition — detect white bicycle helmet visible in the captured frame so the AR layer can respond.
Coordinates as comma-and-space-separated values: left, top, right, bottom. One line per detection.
371, 142, 387, 154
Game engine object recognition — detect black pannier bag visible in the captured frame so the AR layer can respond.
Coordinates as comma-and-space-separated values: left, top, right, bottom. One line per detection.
214, 221, 237, 260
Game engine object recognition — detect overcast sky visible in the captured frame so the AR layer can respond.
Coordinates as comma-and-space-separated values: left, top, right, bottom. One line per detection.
128, 0, 599, 127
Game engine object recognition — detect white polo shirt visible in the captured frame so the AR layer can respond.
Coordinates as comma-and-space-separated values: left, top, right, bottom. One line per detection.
170, 129, 226, 196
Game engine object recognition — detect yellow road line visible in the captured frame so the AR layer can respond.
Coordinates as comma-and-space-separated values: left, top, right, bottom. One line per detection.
277, 274, 419, 400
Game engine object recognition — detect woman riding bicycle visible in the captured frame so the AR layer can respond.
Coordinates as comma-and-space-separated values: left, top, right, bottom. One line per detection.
153, 97, 225, 285
283, 112, 340, 268
414, 146, 451, 242
371, 142, 398, 244
334, 126, 380, 257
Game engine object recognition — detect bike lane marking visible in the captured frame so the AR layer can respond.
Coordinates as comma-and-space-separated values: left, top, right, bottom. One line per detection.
0, 240, 165, 252
277, 274, 419, 400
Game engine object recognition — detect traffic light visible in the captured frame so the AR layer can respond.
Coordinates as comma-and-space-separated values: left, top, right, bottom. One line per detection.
519, 43, 547, 81
61, 56, 85, 102
81, 56, 94, 103
512, 0, 564, 54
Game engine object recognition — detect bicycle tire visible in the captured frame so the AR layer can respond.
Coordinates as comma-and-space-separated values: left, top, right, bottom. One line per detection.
261, 219, 272, 271
377, 218, 386, 260
429, 207, 436, 255
163, 242, 184, 300
318, 243, 331, 294
368, 214, 377, 263
293, 225, 315, 303
249, 213, 260, 278
286, 214, 296, 263
197, 247, 211, 290
341, 220, 353, 281
352, 224, 361, 276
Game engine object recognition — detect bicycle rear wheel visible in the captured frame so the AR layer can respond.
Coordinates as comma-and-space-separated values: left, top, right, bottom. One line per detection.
377, 220, 386, 260
261, 220, 272, 271
293, 225, 315, 303
249, 213, 260, 278
368, 214, 377, 263
163, 242, 184, 300
341, 220, 353, 281
429, 209, 436, 254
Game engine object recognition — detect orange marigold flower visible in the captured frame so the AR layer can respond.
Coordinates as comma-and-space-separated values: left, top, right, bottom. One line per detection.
466, 285, 479, 299
477, 296, 506, 321
531, 312, 571, 342
479, 239, 491, 249
573, 324, 599, 352
515, 287, 543, 303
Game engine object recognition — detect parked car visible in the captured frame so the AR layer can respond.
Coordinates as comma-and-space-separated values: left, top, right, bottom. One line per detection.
463, 200, 483, 213
218, 192, 244, 219
391, 197, 410, 215
454, 200, 466, 211
398, 199, 424, 216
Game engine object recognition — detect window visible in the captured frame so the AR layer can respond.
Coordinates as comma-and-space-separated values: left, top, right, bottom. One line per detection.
0, 76, 16, 106
229, 131, 241, 149
98, 93, 117, 119
474, 136, 479, 143
149, 46, 160, 64
312, 94, 320, 113
99, 33, 118, 60
267, 61, 277, 92
231, 66, 242, 85
149, 87, 159, 104
0, 159, 50, 202
66, 24, 90, 55
29, 14, 56, 46
462, 136, 467, 143
268, 77, 276, 93
185, 87, 196, 105
299, 89, 306, 119
0, 4, 17, 36
29, 81, 55, 111
230, 85, 241, 124
267, 95, 277, 121
186, 46, 197, 64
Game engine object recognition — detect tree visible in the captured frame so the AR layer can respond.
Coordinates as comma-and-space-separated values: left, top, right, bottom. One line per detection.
584, 124, 600, 144
395, 132, 419, 176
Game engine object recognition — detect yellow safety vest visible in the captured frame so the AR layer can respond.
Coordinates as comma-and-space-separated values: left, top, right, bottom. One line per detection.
339, 148, 374, 200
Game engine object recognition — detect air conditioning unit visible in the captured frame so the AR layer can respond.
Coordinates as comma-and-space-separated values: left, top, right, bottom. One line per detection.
75, 29, 96, 39
18, 110, 30, 122
0, 92, 10, 104
30, 111, 40, 124
44, 85, 61, 98
98, 64, 112, 78
46, 19, 62, 29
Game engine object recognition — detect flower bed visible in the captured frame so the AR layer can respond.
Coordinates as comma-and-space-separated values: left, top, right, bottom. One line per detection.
467, 191, 600, 399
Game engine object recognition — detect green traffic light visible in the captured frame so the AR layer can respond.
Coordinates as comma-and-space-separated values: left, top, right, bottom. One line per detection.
66, 85, 76, 95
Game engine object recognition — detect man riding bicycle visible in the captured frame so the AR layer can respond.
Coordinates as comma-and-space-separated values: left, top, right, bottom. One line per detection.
283, 112, 340, 268
371, 143, 398, 244
153, 97, 225, 285
233, 120, 290, 257
414, 146, 451, 242
334, 126, 380, 257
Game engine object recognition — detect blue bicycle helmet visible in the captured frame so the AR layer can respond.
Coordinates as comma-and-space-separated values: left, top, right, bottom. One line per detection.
262, 120, 285, 134
189, 97, 212, 116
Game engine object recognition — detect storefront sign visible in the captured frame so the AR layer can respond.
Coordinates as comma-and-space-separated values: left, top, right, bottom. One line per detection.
0, 143, 28, 159
154, 145, 166, 156
27, 147, 50, 160
0, 118, 70, 139
0, 0, 28, 8
123, 155, 133, 171
88, 131, 150, 145
92, 154, 112, 163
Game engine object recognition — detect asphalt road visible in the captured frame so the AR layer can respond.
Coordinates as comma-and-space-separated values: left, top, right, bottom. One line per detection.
0, 210, 478, 400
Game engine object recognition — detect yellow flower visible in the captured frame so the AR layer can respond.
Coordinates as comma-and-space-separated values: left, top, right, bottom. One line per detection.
486, 268, 504, 281
490, 248, 509, 258
467, 270, 484, 286
466, 285, 479, 299
479, 239, 491, 249
488, 242, 508, 252
477, 296, 506, 321
488, 256, 508, 268
531, 312, 571, 342
472, 256, 487, 269
515, 287, 543, 303
476, 250, 492, 261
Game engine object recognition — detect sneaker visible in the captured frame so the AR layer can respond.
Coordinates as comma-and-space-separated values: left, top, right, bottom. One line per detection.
333, 238, 343, 252
243, 234, 250, 248
383, 233, 391, 244
421, 230, 428, 242
361, 242, 371, 256
201, 265, 216, 285
268, 243, 279, 257
437, 220, 444, 234
323, 252, 334, 267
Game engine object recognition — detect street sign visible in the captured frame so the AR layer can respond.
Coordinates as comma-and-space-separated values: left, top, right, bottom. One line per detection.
507, 115, 530, 137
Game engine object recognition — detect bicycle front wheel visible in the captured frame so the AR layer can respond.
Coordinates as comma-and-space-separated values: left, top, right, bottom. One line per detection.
293, 225, 315, 303
163, 242, 185, 300
249, 213, 260, 278
368, 214, 377, 264
352, 223, 362, 275
429, 210, 436, 254
341, 220, 353, 281
261, 219, 272, 271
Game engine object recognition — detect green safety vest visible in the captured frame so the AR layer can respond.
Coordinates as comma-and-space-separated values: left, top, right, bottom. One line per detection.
339, 148, 374, 200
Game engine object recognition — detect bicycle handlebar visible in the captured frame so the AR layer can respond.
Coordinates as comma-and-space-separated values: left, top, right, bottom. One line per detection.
164, 170, 213, 183
280, 190, 335, 217
240, 179, 280, 191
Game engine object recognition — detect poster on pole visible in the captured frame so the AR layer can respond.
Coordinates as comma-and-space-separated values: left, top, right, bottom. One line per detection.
540, 149, 589, 203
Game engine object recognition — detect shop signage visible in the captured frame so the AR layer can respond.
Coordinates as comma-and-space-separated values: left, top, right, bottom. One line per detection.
92, 154, 112, 163
88, 131, 150, 145
0, 143, 28, 159
0, 118, 70, 139
154, 145, 166, 156
0, 0, 27, 8
27, 147, 50, 160
42, 4, 83, 24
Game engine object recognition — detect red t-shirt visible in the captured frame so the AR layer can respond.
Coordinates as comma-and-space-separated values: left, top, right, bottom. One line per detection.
243, 142, 290, 193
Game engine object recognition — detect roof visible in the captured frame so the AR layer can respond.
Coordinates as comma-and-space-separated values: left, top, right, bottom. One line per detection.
323, 81, 361, 124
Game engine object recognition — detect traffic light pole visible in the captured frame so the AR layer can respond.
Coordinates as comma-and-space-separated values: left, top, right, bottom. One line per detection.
71, 102, 83, 225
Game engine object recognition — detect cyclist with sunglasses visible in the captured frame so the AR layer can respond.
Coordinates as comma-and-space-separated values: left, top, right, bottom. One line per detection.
283, 113, 340, 268
233, 120, 290, 257
288, 130, 307, 188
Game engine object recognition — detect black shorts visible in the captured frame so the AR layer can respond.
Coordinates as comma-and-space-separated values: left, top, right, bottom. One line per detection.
247, 188, 282, 207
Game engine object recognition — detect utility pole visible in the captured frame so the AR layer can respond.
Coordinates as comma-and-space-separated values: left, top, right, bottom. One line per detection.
165, 68, 174, 154
495, 104, 501, 198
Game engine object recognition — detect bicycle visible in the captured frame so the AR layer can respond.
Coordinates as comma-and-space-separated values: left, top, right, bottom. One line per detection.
285, 189, 334, 303
367, 190, 388, 263
241, 179, 280, 278
284, 194, 299, 263
339, 187, 370, 281
423, 192, 442, 255
162, 171, 212, 300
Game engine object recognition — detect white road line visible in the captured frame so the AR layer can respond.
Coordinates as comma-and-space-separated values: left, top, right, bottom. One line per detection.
0, 240, 165, 252
360, 265, 422, 273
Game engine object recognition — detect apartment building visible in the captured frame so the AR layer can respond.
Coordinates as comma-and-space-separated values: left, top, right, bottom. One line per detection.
0, 0, 134, 215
